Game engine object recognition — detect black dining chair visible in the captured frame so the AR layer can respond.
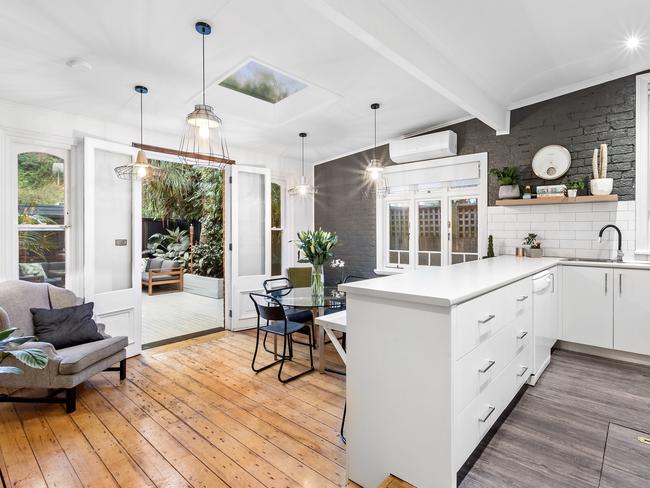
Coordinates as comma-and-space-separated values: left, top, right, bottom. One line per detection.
249, 293, 315, 383
263, 277, 315, 349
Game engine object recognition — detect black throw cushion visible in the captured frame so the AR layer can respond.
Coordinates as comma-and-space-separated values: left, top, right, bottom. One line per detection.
30, 302, 104, 350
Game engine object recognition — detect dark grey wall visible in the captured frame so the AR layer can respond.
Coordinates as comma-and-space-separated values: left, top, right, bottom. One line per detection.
314, 74, 638, 282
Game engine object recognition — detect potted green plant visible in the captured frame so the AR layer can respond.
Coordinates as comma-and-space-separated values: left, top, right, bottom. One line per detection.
566, 178, 585, 198
0, 327, 49, 375
522, 233, 542, 258
490, 167, 521, 199
486, 235, 495, 258
295, 229, 338, 297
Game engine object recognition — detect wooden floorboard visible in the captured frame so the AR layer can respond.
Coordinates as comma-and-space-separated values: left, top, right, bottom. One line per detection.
3, 332, 650, 487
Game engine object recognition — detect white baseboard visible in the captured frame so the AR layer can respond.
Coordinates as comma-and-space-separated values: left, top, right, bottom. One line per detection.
556, 340, 650, 367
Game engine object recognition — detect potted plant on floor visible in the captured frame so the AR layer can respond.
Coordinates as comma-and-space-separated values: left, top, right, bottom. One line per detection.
0, 327, 49, 375
522, 233, 543, 258
490, 166, 521, 199
566, 178, 585, 198
295, 229, 338, 298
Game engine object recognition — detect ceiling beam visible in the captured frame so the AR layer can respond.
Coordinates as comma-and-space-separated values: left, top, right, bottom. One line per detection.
309, 0, 510, 134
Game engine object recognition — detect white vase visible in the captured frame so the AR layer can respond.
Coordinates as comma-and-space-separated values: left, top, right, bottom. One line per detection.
498, 185, 520, 199
590, 178, 613, 196
567, 189, 578, 198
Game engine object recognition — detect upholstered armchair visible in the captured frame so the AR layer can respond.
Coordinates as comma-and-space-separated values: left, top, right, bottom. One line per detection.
0, 280, 128, 413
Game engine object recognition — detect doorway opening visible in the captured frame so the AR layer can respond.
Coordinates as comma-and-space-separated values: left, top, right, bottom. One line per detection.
140, 159, 225, 348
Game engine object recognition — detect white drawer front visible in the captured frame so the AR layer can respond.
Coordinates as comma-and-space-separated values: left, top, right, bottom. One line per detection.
454, 343, 532, 470
455, 278, 532, 360
454, 316, 532, 414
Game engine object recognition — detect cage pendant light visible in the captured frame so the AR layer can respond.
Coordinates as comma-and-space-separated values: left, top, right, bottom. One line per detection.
115, 86, 165, 181
179, 21, 230, 168
289, 132, 317, 196
366, 102, 384, 180
362, 102, 389, 198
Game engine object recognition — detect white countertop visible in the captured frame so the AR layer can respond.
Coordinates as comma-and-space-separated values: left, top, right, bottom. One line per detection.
339, 256, 561, 307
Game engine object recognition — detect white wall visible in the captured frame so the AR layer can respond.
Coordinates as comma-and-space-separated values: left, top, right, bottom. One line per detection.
0, 99, 311, 286
488, 201, 636, 260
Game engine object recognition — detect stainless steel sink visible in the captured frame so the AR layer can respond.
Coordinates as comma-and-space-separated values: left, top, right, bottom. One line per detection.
565, 257, 617, 263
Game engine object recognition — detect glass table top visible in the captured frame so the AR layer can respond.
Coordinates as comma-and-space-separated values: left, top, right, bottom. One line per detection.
272, 286, 346, 308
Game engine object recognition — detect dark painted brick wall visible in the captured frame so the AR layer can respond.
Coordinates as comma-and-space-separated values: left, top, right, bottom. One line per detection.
315, 75, 637, 281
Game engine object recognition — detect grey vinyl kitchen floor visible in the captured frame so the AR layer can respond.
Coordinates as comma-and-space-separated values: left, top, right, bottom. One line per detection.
460, 350, 650, 488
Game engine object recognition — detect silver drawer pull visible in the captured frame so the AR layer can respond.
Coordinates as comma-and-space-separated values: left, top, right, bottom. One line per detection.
517, 330, 528, 339
478, 360, 496, 373
478, 314, 495, 324
517, 295, 529, 302
478, 405, 496, 423
517, 366, 529, 377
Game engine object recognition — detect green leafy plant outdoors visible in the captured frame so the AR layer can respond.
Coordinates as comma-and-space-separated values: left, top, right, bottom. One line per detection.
295, 229, 338, 266
490, 166, 521, 185
0, 328, 49, 375
566, 178, 585, 190
142, 161, 224, 278
147, 228, 190, 263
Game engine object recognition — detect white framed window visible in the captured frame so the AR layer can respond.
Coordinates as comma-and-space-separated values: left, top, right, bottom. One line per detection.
635, 73, 650, 255
15, 145, 71, 288
376, 153, 487, 273
271, 180, 285, 276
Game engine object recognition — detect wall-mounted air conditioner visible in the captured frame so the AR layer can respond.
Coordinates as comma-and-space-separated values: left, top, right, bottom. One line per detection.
389, 130, 457, 164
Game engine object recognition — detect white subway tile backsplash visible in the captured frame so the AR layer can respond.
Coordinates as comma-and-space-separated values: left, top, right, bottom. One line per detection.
488, 201, 635, 258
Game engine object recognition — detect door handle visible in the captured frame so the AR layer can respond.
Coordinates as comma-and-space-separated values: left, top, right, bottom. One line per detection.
517, 366, 529, 377
619, 274, 622, 296
478, 405, 496, 423
478, 360, 495, 373
605, 273, 608, 294
517, 330, 528, 339
478, 314, 495, 324
517, 295, 529, 302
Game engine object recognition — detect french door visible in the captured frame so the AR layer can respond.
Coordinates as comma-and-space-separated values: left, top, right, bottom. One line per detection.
227, 165, 271, 331
83, 137, 142, 356
384, 192, 480, 269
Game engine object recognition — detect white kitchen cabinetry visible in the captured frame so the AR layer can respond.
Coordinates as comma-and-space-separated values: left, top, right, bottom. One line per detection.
562, 266, 613, 348
614, 269, 650, 355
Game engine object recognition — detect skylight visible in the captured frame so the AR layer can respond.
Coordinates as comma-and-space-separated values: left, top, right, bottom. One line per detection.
219, 60, 307, 104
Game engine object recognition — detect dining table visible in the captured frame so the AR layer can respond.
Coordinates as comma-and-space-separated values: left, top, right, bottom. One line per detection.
273, 286, 346, 371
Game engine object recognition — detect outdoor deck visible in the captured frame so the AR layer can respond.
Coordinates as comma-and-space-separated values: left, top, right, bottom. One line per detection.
141, 290, 224, 346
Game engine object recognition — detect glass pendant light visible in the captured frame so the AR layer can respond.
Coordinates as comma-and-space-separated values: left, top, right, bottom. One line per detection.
366, 102, 384, 180
115, 86, 164, 181
289, 132, 317, 196
179, 22, 230, 168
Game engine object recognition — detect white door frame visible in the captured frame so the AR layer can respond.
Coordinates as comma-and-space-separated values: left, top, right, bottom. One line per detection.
225, 164, 271, 331
83, 137, 142, 356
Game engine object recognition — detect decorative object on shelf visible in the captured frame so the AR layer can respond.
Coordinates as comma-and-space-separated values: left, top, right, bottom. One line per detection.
490, 166, 521, 199
115, 86, 165, 181
590, 144, 613, 196
522, 185, 532, 199
330, 258, 346, 283
566, 178, 585, 198
522, 233, 542, 258
295, 229, 338, 298
515, 247, 525, 257
179, 22, 231, 168
289, 132, 317, 196
486, 235, 495, 258
532, 144, 571, 180
536, 184, 566, 198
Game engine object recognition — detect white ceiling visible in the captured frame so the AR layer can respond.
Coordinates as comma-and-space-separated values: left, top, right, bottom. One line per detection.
1, 0, 649, 165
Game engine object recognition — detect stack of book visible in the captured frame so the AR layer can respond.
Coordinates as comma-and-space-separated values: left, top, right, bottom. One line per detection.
536, 184, 566, 198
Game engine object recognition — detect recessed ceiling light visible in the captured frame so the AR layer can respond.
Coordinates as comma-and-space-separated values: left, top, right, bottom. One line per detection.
625, 35, 640, 50
66, 58, 92, 71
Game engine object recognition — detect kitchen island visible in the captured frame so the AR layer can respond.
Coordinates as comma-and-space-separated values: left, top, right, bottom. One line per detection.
339, 256, 561, 488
